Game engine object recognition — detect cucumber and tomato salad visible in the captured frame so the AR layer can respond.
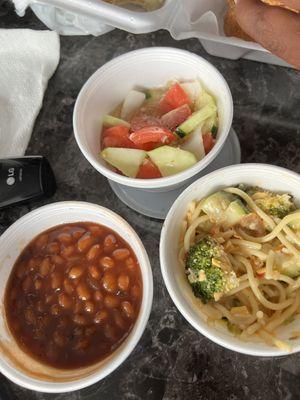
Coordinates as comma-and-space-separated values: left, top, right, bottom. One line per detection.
100, 80, 219, 179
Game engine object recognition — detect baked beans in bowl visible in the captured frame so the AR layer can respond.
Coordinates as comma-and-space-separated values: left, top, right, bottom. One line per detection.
0, 202, 152, 392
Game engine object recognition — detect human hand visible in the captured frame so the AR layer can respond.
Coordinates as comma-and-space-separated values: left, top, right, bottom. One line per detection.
235, 0, 300, 68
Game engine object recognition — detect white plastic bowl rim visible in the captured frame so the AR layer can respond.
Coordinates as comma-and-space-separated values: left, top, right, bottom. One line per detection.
160, 163, 300, 357
0, 201, 153, 393
73, 47, 233, 190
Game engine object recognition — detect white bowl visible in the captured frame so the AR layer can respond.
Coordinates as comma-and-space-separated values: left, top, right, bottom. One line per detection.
0, 202, 153, 392
160, 164, 300, 356
73, 47, 233, 192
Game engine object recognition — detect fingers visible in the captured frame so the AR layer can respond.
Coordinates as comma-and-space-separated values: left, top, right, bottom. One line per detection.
235, 0, 300, 68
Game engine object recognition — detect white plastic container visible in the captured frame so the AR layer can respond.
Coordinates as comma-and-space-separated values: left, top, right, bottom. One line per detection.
160, 164, 300, 356
13, 0, 291, 67
73, 47, 233, 192
0, 202, 153, 392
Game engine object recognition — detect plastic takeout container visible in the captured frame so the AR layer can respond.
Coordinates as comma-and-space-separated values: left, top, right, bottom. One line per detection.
13, 0, 291, 67
0, 202, 153, 392
73, 47, 233, 192
160, 163, 300, 356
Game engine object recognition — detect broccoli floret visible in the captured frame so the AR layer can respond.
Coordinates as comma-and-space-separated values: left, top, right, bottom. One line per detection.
238, 185, 296, 219
185, 236, 239, 303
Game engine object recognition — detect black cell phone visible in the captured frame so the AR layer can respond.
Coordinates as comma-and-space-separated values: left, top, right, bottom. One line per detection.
0, 156, 56, 209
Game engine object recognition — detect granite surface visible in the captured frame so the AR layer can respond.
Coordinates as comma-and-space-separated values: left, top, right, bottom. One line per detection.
1, 2, 300, 399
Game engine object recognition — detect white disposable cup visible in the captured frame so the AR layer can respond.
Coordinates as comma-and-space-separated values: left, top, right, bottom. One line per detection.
160, 164, 300, 356
0, 202, 153, 392
73, 47, 233, 192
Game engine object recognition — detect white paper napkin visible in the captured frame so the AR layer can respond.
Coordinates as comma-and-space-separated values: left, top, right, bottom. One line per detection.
0, 29, 60, 157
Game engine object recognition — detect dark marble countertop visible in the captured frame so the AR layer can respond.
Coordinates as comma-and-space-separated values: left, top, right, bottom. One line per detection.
1, 3, 300, 399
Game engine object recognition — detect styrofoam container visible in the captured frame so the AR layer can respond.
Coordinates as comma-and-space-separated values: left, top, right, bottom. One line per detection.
0, 202, 153, 392
13, 0, 291, 67
73, 47, 233, 192
160, 164, 300, 356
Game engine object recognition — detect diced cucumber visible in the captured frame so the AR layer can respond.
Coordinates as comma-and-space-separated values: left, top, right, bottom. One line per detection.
121, 90, 146, 119
103, 115, 130, 128
180, 126, 205, 161
145, 87, 165, 102
101, 147, 146, 178
202, 112, 218, 137
211, 125, 218, 138
147, 146, 197, 177
202, 191, 234, 222
180, 80, 202, 103
194, 88, 218, 136
202, 191, 248, 225
195, 89, 217, 111
175, 104, 217, 138
224, 200, 248, 227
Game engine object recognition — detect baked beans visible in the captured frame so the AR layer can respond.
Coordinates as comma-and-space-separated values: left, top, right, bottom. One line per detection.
5, 222, 142, 369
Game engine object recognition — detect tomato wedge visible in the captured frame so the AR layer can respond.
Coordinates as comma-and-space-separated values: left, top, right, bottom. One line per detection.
102, 124, 161, 151
102, 125, 134, 149
136, 159, 162, 179
159, 83, 191, 113
131, 113, 162, 132
203, 133, 216, 154
129, 126, 177, 146
160, 104, 192, 130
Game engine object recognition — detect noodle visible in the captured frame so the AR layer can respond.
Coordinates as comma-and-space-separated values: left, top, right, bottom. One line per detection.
214, 304, 239, 324
179, 185, 300, 350
283, 225, 300, 246
224, 281, 250, 296
224, 187, 275, 228
258, 330, 292, 352
261, 285, 277, 298
191, 199, 205, 221
238, 228, 300, 258
238, 257, 292, 310
277, 234, 300, 258
230, 239, 262, 250
265, 251, 275, 279
183, 215, 209, 252
230, 247, 268, 261
275, 274, 295, 286
288, 277, 300, 294
265, 292, 300, 332
247, 323, 260, 335
258, 213, 300, 243
243, 288, 260, 315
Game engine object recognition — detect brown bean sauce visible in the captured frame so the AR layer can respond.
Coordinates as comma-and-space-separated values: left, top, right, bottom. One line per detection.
5, 223, 142, 369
